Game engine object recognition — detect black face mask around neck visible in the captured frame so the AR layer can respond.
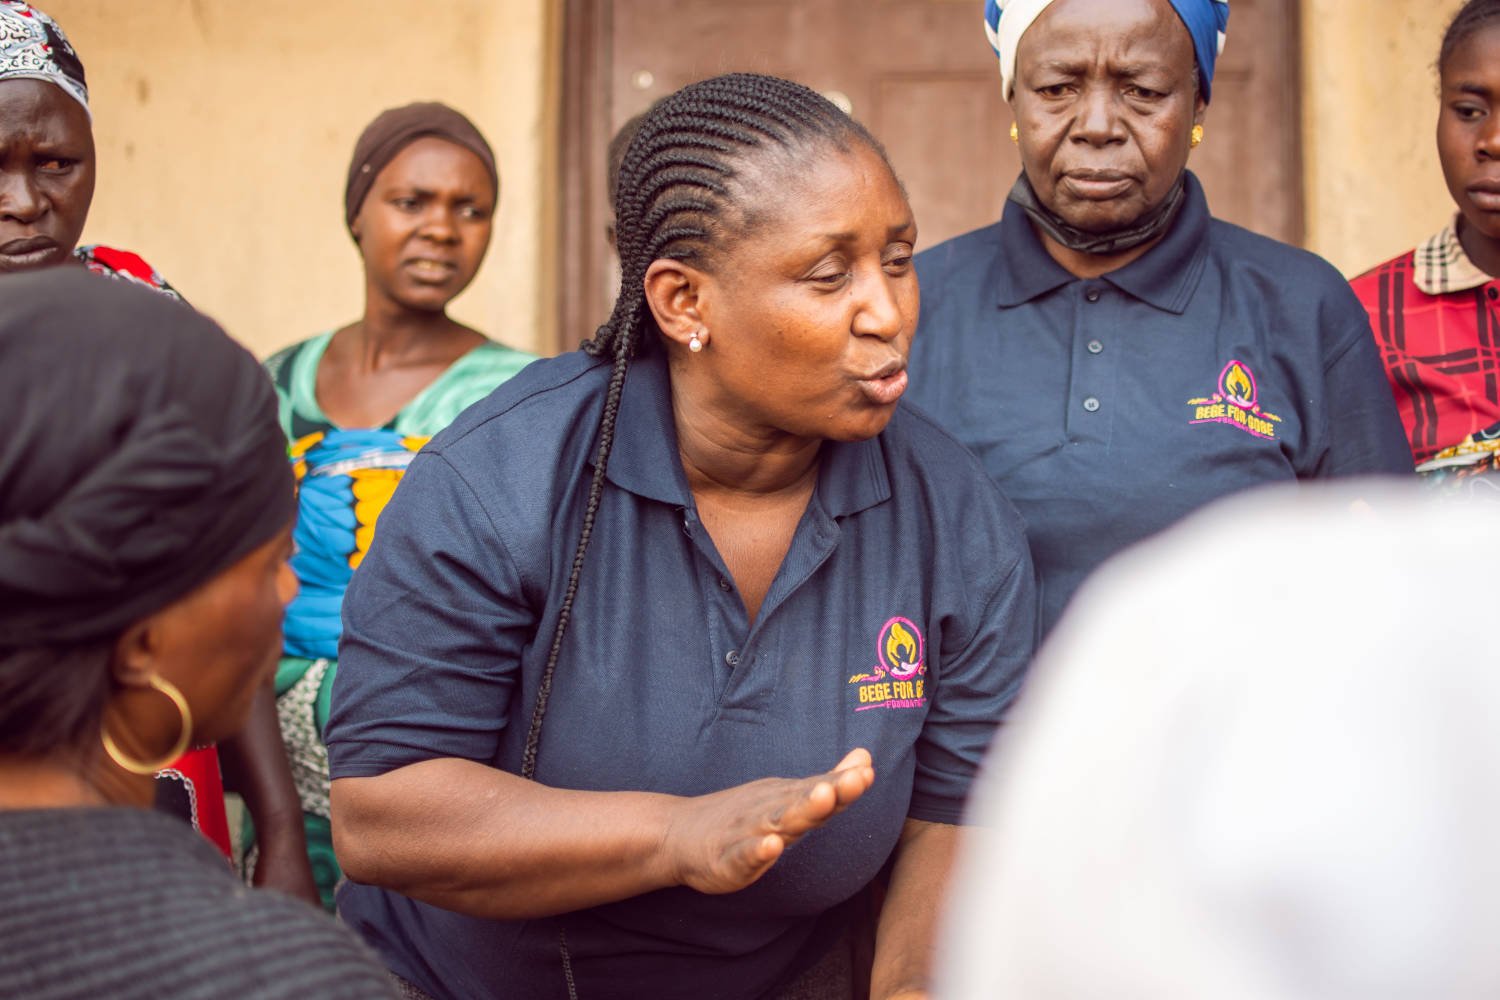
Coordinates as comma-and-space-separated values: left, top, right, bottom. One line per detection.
1008, 171, 1186, 257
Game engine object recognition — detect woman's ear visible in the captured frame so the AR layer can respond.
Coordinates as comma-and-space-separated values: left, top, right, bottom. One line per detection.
110, 617, 159, 690
644, 259, 710, 352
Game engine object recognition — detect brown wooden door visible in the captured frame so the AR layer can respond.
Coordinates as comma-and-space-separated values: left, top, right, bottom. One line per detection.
558, 0, 1302, 353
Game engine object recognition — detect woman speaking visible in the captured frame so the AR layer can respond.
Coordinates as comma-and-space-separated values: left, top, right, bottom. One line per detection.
327, 73, 1036, 1000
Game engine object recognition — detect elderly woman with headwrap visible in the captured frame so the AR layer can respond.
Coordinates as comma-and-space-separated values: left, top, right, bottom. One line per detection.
249, 102, 535, 910
0, 0, 177, 290
0, 0, 322, 904
0, 269, 397, 998
907, 0, 1413, 635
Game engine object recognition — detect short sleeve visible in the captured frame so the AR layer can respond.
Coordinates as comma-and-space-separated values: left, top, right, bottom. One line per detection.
1314, 313, 1414, 477
325, 450, 537, 778
908, 540, 1037, 824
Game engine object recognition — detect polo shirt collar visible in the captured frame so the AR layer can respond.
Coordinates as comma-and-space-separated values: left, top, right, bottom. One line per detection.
993, 169, 1212, 315
603, 349, 890, 518
1413, 217, 1494, 295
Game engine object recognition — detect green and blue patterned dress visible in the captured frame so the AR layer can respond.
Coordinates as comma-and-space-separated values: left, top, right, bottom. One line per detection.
257, 331, 535, 909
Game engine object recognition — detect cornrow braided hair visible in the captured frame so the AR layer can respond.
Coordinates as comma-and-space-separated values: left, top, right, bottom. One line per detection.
1442, 0, 1500, 71
519, 73, 884, 782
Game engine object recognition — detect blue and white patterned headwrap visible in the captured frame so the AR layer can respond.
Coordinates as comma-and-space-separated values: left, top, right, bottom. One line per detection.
984, 0, 1229, 104
0, 1, 88, 119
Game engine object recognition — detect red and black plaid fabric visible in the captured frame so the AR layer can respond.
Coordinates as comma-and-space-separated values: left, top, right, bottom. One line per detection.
1352, 235, 1500, 466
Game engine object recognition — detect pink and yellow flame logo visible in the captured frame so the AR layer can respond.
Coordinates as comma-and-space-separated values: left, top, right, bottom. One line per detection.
1221, 360, 1256, 408
879, 617, 925, 680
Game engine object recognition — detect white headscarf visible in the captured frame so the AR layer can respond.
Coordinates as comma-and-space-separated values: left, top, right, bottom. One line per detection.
985, 0, 1055, 102
985, 0, 1230, 102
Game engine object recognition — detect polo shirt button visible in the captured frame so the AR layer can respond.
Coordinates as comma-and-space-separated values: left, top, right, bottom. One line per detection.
725, 649, 741, 667
1087, 339, 1104, 354
1085, 289, 1101, 303
1489, 287, 1498, 301
717, 576, 732, 592
1083, 396, 1101, 412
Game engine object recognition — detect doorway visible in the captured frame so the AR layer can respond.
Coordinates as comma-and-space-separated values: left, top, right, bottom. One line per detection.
558, 0, 1302, 353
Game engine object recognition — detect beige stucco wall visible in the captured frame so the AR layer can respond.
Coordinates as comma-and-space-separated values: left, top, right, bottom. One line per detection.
35, 2, 1479, 353
40, 0, 557, 359
1301, 0, 1463, 276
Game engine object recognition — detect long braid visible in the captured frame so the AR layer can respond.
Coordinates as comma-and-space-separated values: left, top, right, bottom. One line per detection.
520, 74, 887, 779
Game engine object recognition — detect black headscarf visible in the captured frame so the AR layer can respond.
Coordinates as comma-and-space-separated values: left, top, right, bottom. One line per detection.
343, 101, 499, 233
0, 268, 294, 648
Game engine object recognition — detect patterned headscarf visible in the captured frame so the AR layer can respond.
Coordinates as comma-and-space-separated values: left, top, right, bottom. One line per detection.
984, 0, 1229, 103
0, 0, 88, 118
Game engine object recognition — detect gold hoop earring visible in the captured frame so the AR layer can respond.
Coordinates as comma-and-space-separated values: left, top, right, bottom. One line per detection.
1009, 122, 1019, 144
1190, 124, 1204, 148
101, 674, 192, 775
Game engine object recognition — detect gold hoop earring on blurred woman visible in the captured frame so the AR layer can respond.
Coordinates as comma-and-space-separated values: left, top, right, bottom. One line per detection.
101, 675, 192, 775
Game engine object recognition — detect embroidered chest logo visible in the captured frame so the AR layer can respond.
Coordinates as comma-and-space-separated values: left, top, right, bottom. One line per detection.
848, 617, 928, 711
1187, 359, 1282, 440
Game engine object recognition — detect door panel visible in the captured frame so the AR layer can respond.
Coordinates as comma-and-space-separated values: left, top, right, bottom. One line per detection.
560, 0, 1301, 352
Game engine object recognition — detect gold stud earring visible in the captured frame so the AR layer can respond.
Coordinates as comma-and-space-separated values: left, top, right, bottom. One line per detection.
1190, 124, 1204, 148
1010, 122, 1019, 144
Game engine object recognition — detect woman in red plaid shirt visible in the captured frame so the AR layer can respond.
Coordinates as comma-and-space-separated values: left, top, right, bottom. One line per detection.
1352, 0, 1500, 486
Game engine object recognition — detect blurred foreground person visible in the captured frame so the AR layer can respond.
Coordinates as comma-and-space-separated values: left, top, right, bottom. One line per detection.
940, 481, 1500, 1000
0, 270, 394, 999
1, 0, 317, 897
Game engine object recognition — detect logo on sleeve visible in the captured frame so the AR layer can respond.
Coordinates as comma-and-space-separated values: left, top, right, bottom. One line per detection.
1187, 359, 1282, 440
848, 617, 927, 711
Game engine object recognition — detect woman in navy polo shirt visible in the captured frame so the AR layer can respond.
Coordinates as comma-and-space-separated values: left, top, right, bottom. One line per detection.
908, 0, 1412, 635
325, 74, 1035, 1000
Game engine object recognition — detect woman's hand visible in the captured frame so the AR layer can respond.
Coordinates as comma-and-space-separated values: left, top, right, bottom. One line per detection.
218, 681, 323, 907
664, 748, 875, 895
333, 750, 875, 920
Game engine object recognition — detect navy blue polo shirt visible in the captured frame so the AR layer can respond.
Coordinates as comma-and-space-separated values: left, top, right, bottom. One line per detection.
908, 172, 1412, 636
326, 348, 1035, 1000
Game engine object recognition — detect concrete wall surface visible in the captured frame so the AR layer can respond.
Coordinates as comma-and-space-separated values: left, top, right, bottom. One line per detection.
41, 0, 556, 358
1301, 0, 1463, 276
31, 1, 1481, 358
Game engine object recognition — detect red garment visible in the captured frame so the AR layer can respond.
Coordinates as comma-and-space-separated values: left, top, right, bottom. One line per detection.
155, 746, 233, 860
74, 244, 184, 301
1351, 245, 1500, 465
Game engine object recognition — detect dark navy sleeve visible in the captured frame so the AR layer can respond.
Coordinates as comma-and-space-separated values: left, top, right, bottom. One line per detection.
909, 507, 1037, 825
1315, 312, 1415, 476
326, 450, 533, 778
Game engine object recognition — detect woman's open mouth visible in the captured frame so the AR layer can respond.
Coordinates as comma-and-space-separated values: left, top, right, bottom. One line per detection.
856, 363, 909, 406
404, 257, 458, 282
